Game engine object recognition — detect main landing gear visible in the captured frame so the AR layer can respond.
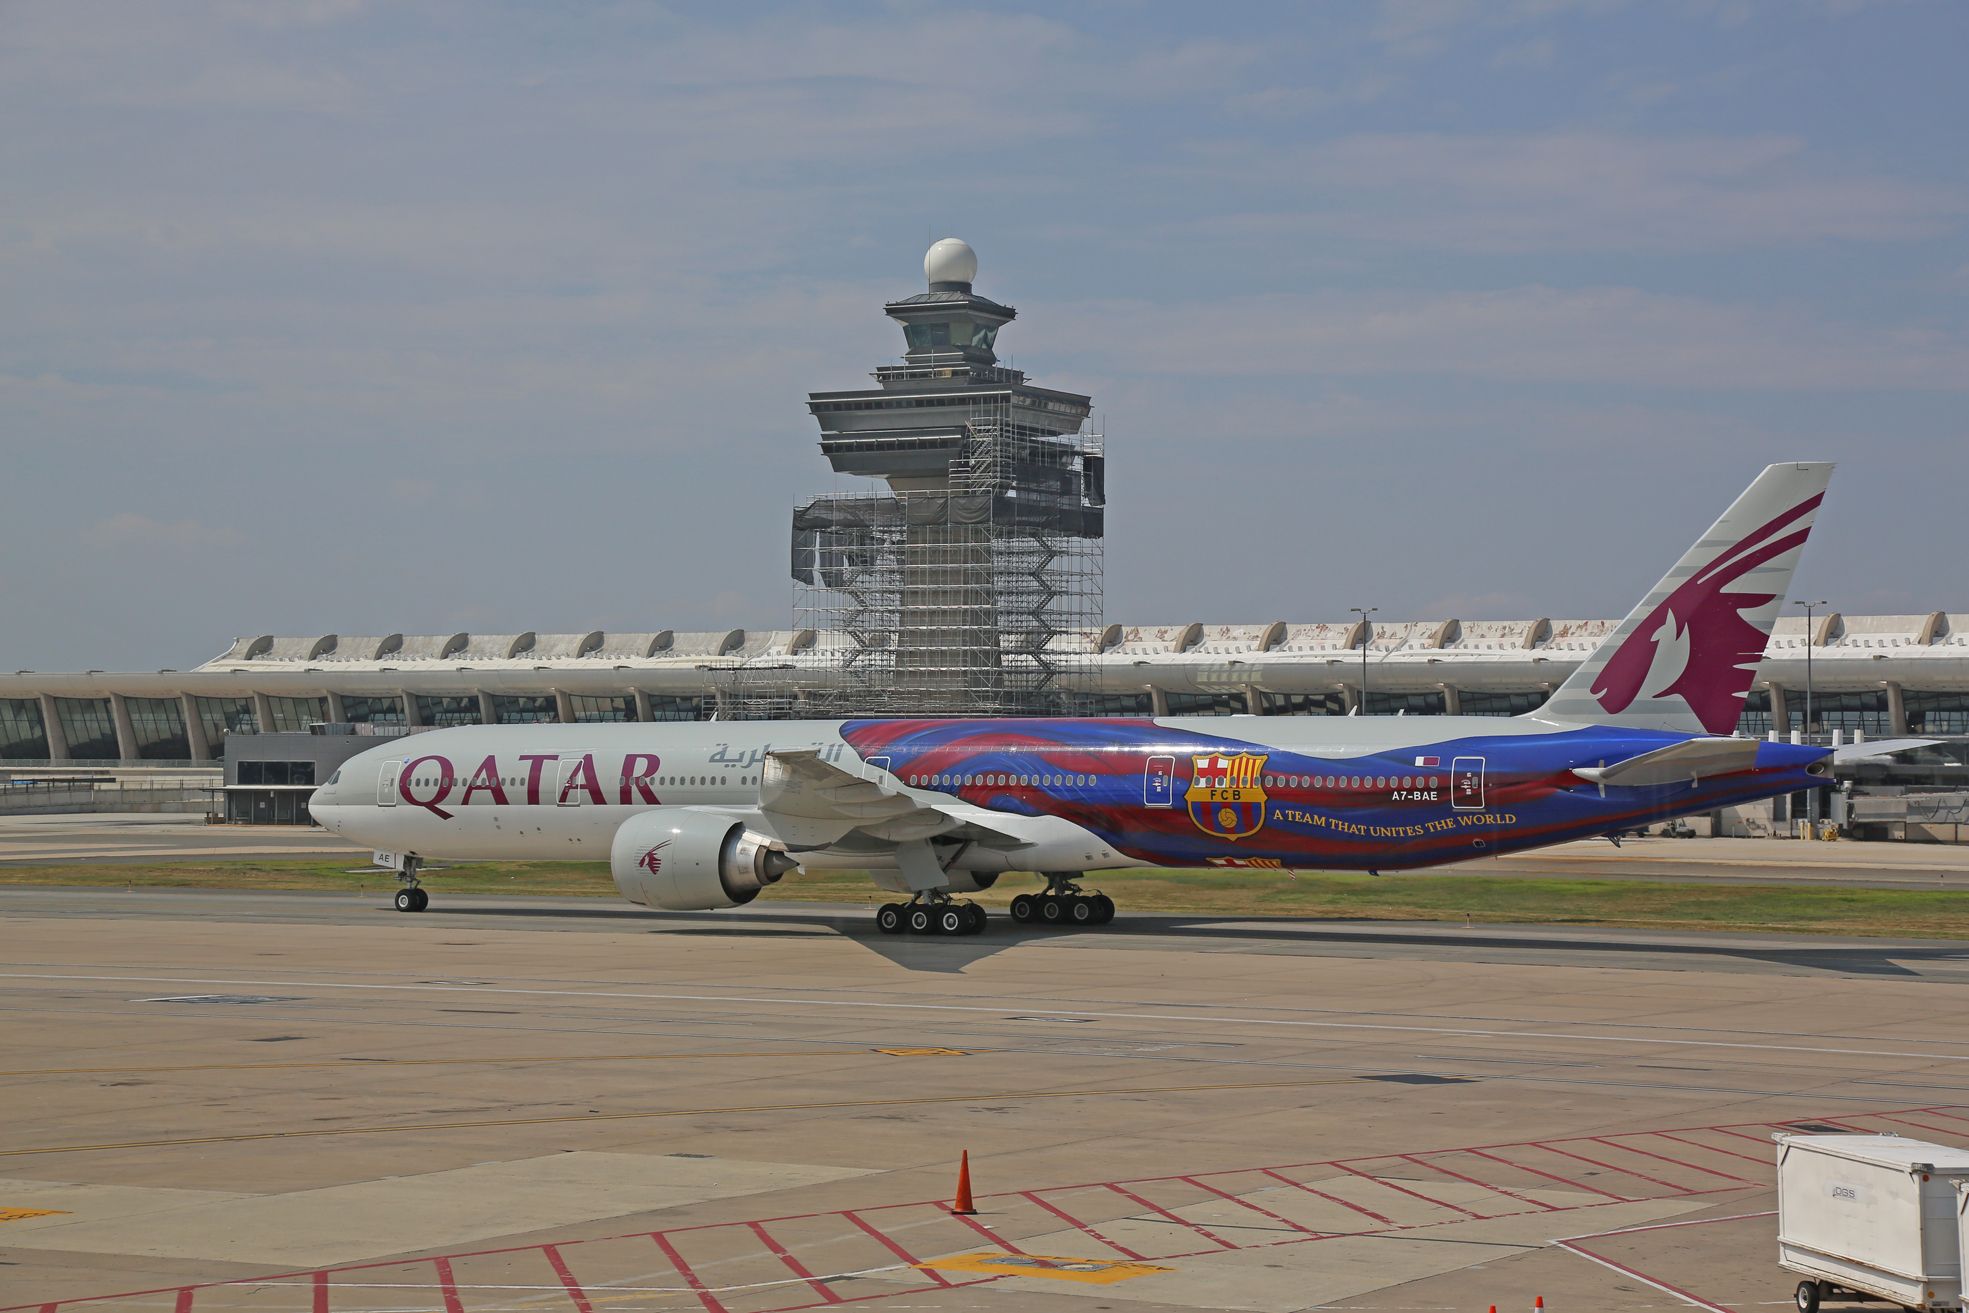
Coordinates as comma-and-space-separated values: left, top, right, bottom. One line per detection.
392, 856, 429, 913
875, 893, 987, 937
1009, 873, 1114, 928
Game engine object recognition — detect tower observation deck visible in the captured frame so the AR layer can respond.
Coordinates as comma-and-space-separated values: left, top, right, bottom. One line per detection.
788, 239, 1104, 716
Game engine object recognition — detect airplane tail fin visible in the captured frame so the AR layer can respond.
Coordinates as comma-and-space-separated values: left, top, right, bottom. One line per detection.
1536, 462, 1834, 735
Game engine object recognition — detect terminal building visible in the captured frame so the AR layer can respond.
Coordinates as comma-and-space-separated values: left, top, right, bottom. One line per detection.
2, 610, 1966, 768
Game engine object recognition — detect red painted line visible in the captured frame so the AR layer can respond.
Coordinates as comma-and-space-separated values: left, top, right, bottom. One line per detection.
1400, 1153, 1555, 1213
311, 1270, 329, 1313
1914, 1105, 1969, 1125
1712, 1125, 1785, 1150
649, 1232, 728, 1313
1020, 1190, 1149, 1261
843, 1210, 954, 1286
1535, 1141, 1686, 1193
432, 1258, 465, 1313
543, 1244, 595, 1313
748, 1222, 843, 1305
1331, 1160, 1483, 1219
947, 1208, 1026, 1253
1560, 1240, 1737, 1313
1872, 1113, 1969, 1138
1104, 1182, 1238, 1250
1179, 1174, 1327, 1236
1258, 1168, 1396, 1225
1465, 1147, 1628, 1201
1588, 1136, 1755, 1185
173, 1292, 193, 1313
1655, 1130, 1772, 1166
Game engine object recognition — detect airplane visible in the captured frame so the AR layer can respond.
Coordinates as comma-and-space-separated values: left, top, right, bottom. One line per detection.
310, 462, 1836, 935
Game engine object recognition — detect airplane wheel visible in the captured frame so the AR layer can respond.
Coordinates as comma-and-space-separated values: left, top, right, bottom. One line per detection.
412, 888, 429, 912
876, 903, 906, 935
1039, 895, 1066, 924
1069, 897, 1095, 925
1009, 894, 1037, 923
908, 906, 935, 934
937, 907, 966, 935
394, 888, 417, 913
963, 903, 987, 935
1090, 894, 1114, 925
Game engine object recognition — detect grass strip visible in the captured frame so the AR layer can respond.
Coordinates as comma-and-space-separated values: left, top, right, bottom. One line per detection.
1, 859, 1964, 939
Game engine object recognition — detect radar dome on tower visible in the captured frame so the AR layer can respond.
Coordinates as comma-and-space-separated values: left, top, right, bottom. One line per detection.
924, 237, 978, 291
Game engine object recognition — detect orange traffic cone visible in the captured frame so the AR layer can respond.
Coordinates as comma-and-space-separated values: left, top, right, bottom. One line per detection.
950, 1150, 978, 1215
1534, 1299, 1544, 1312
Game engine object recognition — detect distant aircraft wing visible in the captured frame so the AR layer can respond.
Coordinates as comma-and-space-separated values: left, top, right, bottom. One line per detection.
1572, 737, 1761, 789
759, 749, 1024, 850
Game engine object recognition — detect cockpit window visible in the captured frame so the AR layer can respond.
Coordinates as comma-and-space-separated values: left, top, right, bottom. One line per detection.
326, 769, 342, 786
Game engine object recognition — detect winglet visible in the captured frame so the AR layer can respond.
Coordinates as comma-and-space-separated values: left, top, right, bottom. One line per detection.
1537, 462, 1833, 735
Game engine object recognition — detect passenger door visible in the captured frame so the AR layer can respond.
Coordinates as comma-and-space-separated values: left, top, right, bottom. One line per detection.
1451, 756, 1486, 810
377, 760, 401, 807
1144, 755, 1177, 808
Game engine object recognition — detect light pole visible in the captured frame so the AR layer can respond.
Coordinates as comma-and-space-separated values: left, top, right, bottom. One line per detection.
1350, 607, 1377, 713
1796, 598, 1827, 830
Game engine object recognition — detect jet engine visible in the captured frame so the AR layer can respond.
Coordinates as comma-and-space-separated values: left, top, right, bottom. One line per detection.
610, 809, 796, 911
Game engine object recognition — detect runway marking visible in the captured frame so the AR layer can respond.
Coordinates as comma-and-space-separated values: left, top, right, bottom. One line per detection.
2, 1050, 853, 1078
0, 1075, 1362, 1159
15, 1113, 1918, 1313
0, 1207, 65, 1222
5, 969, 1969, 1066
1555, 1210, 1777, 1313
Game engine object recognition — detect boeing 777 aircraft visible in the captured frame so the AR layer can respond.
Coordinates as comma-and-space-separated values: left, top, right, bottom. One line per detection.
311, 462, 1835, 935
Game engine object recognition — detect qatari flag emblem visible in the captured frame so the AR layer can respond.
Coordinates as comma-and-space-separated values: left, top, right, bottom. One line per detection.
1414, 756, 1439, 768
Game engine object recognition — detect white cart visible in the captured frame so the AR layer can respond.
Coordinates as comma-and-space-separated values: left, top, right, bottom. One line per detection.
1775, 1133, 1969, 1312
1958, 1179, 1969, 1313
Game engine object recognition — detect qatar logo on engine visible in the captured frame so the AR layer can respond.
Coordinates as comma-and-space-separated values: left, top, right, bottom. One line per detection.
1186, 752, 1269, 841
637, 841, 672, 874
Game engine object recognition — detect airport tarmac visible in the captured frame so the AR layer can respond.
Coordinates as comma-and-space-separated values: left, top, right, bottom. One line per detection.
5, 813, 1968, 889
4, 888, 1969, 1312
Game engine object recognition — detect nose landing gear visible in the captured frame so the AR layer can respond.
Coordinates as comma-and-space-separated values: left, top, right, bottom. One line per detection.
1009, 873, 1113, 928
392, 856, 429, 913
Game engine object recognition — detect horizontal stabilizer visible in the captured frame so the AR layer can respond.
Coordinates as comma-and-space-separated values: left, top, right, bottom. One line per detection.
1572, 737, 1759, 788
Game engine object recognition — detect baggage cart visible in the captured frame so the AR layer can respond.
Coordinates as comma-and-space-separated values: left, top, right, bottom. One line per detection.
1775, 1133, 1969, 1312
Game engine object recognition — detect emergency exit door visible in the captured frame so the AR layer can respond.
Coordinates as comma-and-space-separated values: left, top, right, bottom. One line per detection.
1451, 756, 1486, 810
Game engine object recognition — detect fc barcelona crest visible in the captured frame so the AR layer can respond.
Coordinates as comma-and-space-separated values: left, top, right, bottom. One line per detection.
1186, 752, 1269, 840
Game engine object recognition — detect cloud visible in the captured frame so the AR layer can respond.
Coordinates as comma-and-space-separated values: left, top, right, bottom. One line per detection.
92, 514, 243, 550
1040, 286, 1969, 392
1176, 133, 1967, 251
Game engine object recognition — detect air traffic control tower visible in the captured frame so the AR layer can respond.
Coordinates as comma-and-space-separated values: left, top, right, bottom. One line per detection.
790, 238, 1104, 717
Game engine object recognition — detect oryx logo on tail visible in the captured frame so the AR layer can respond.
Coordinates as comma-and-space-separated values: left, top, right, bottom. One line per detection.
1590, 494, 1822, 734
1540, 463, 1833, 736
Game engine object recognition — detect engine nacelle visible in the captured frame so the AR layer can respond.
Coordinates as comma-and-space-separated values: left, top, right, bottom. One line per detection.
610, 809, 795, 911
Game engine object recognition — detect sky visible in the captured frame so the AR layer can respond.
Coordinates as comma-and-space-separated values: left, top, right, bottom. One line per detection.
3, 0, 1965, 671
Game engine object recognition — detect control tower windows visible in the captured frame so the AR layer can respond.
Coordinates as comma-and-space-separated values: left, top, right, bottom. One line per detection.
902, 321, 998, 352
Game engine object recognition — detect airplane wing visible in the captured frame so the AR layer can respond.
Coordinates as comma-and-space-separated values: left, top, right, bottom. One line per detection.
759, 749, 1024, 850
1571, 737, 1761, 789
